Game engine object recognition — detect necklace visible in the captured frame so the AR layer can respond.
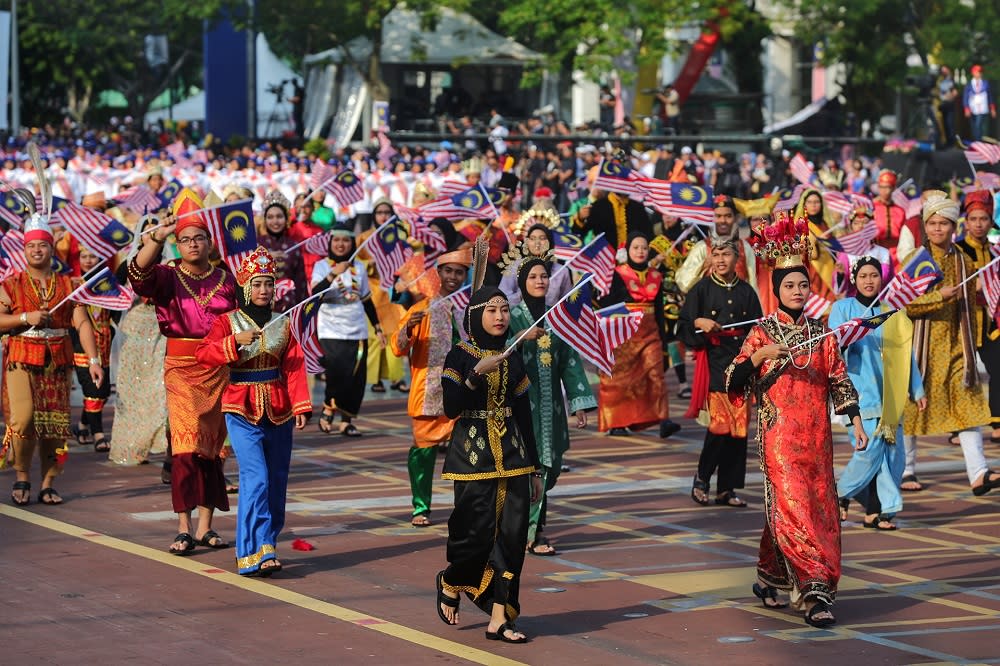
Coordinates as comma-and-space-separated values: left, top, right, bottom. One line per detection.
710, 273, 738, 289
27, 273, 57, 307
176, 267, 227, 308
776, 313, 813, 370
177, 263, 215, 280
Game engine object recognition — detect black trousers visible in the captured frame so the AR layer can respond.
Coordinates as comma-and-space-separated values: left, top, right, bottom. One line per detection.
696, 433, 748, 493
979, 336, 1000, 430
320, 338, 368, 418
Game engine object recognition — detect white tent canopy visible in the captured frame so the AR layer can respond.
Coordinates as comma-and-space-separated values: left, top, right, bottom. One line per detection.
302, 6, 541, 145
146, 33, 299, 138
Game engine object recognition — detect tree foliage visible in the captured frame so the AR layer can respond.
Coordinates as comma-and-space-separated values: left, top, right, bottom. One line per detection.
17, 0, 224, 123
772, 0, 1000, 125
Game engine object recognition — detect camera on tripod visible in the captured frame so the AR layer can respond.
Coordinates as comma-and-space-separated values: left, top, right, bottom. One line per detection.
904, 72, 937, 100
266, 79, 295, 99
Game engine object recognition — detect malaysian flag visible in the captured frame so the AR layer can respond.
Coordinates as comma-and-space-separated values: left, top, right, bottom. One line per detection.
377, 131, 398, 164
595, 303, 644, 368
116, 185, 163, 213
981, 259, 1000, 321
881, 248, 943, 309
194, 199, 258, 273
302, 231, 332, 255
818, 223, 878, 256
561, 235, 616, 295
969, 171, 1000, 192
890, 181, 922, 218
318, 169, 366, 206
367, 221, 412, 283
0, 229, 27, 271
848, 193, 874, 211
418, 187, 501, 221
833, 309, 898, 347
962, 139, 1000, 165
69, 267, 135, 311
593, 159, 646, 198
772, 184, 806, 213
821, 190, 852, 216
437, 179, 470, 198
803, 293, 832, 319
0, 190, 28, 229
641, 181, 715, 223
275, 278, 295, 301
158, 179, 184, 209
789, 153, 816, 186
52, 202, 133, 260
290, 299, 324, 374
551, 229, 583, 262
310, 161, 336, 193
405, 213, 447, 254
546, 277, 613, 375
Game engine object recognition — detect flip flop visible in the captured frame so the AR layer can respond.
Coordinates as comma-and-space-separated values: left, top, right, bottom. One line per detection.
485, 623, 528, 643
341, 423, 363, 437
436, 571, 460, 626
197, 530, 229, 549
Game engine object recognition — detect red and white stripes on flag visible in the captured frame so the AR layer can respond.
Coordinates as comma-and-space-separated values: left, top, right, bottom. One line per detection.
821, 190, 852, 216
290, 303, 324, 375
772, 184, 806, 213
69, 267, 135, 311
310, 162, 336, 193
116, 185, 162, 213
882, 272, 939, 310
595, 304, 644, 369
0, 229, 28, 271
302, 231, 332, 255
833, 309, 899, 347
546, 279, 614, 375
964, 141, 1000, 165
562, 236, 616, 295
377, 131, 398, 164
52, 202, 126, 259
401, 210, 447, 254
981, 259, 1000, 319
275, 278, 295, 301
789, 153, 816, 186
969, 171, 1000, 191
803, 293, 832, 319
835, 223, 878, 256
593, 159, 647, 198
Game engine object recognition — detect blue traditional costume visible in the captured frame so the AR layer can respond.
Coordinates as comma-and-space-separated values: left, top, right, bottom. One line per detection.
196, 247, 312, 575
829, 256, 924, 526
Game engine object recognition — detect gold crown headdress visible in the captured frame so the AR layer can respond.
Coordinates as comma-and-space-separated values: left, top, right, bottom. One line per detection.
263, 189, 290, 212
512, 207, 561, 237
236, 246, 276, 302
748, 211, 809, 268
462, 156, 484, 176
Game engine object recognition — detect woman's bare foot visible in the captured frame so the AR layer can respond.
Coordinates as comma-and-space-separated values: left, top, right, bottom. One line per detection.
440, 588, 459, 624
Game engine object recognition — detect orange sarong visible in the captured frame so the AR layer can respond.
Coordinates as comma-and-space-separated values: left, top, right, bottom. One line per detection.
598, 307, 669, 431
164, 338, 228, 458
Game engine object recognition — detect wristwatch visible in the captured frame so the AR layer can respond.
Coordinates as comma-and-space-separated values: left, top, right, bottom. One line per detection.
88, 357, 100, 366
19, 313, 27, 324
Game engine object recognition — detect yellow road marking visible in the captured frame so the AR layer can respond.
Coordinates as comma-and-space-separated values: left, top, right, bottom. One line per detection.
0, 506, 527, 666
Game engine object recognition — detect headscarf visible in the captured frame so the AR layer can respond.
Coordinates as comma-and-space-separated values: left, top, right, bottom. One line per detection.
463, 287, 509, 351
772, 265, 810, 319
850, 256, 883, 308
524, 223, 555, 253
517, 257, 550, 321
626, 230, 650, 271
921, 190, 960, 223
429, 217, 458, 251
327, 220, 356, 262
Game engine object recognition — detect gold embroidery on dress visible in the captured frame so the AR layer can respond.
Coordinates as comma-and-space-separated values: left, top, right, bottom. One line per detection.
229, 311, 290, 361
236, 543, 275, 569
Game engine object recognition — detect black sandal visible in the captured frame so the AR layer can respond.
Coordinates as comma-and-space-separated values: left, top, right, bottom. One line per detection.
838, 497, 850, 522
863, 514, 897, 530
390, 380, 409, 393
71, 423, 92, 447
93, 437, 110, 453
257, 559, 282, 578
485, 622, 528, 643
224, 476, 239, 494
197, 530, 229, 549
527, 536, 557, 556
341, 423, 362, 437
161, 462, 172, 485
436, 570, 460, 626
169, 532, 195, 556
804, 600, 836, 628
972, 469, 1000, 497
370, 382, 386, 393
752, 582, 788, 609
691, 477, 710, 506
900, 474, 923, 492
715, 491, 747, 507
11, 480, 30, 506
318, 411, 335, 434
38, 487, 63, 505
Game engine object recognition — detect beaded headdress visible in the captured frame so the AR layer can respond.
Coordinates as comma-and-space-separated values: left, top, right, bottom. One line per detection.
512, 207, 560, 237
263, 189, 290, 213
748, 211, 809, 269
236, 246, 276, 301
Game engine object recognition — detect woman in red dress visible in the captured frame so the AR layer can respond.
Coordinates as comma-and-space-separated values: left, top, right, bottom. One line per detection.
726, 213, 867, 628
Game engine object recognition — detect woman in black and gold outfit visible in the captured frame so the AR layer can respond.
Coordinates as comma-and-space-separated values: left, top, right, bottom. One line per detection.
435, 286, 542, 644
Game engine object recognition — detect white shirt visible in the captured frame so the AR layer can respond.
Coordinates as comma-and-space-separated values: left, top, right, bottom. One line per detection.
311, 259, 371, 340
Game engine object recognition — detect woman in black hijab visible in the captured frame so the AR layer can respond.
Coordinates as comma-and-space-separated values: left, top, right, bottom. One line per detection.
435, 286, 542, 643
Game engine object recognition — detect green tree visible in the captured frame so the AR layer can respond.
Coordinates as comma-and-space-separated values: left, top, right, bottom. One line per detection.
772, 0, 1000, 127
17, 0, 224, 123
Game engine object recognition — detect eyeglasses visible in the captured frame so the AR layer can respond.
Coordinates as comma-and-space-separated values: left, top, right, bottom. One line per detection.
176, 235, 209, 246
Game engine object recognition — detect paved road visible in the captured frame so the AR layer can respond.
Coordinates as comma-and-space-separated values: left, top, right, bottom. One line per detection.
4, 389, 1000, 665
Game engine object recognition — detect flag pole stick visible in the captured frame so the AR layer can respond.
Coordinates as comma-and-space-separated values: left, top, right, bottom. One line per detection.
260, 216, 397, 333
26, 267, 111, 332
142, 197, 255, 230
955, 254, 1000, 289
480, 182, 512, 246
550, 232, 606, 279
431, 283, 471, 310
503, 273, 595, 355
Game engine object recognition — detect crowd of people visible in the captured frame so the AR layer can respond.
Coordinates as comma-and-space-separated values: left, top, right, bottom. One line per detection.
2, 128, 1000, 643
